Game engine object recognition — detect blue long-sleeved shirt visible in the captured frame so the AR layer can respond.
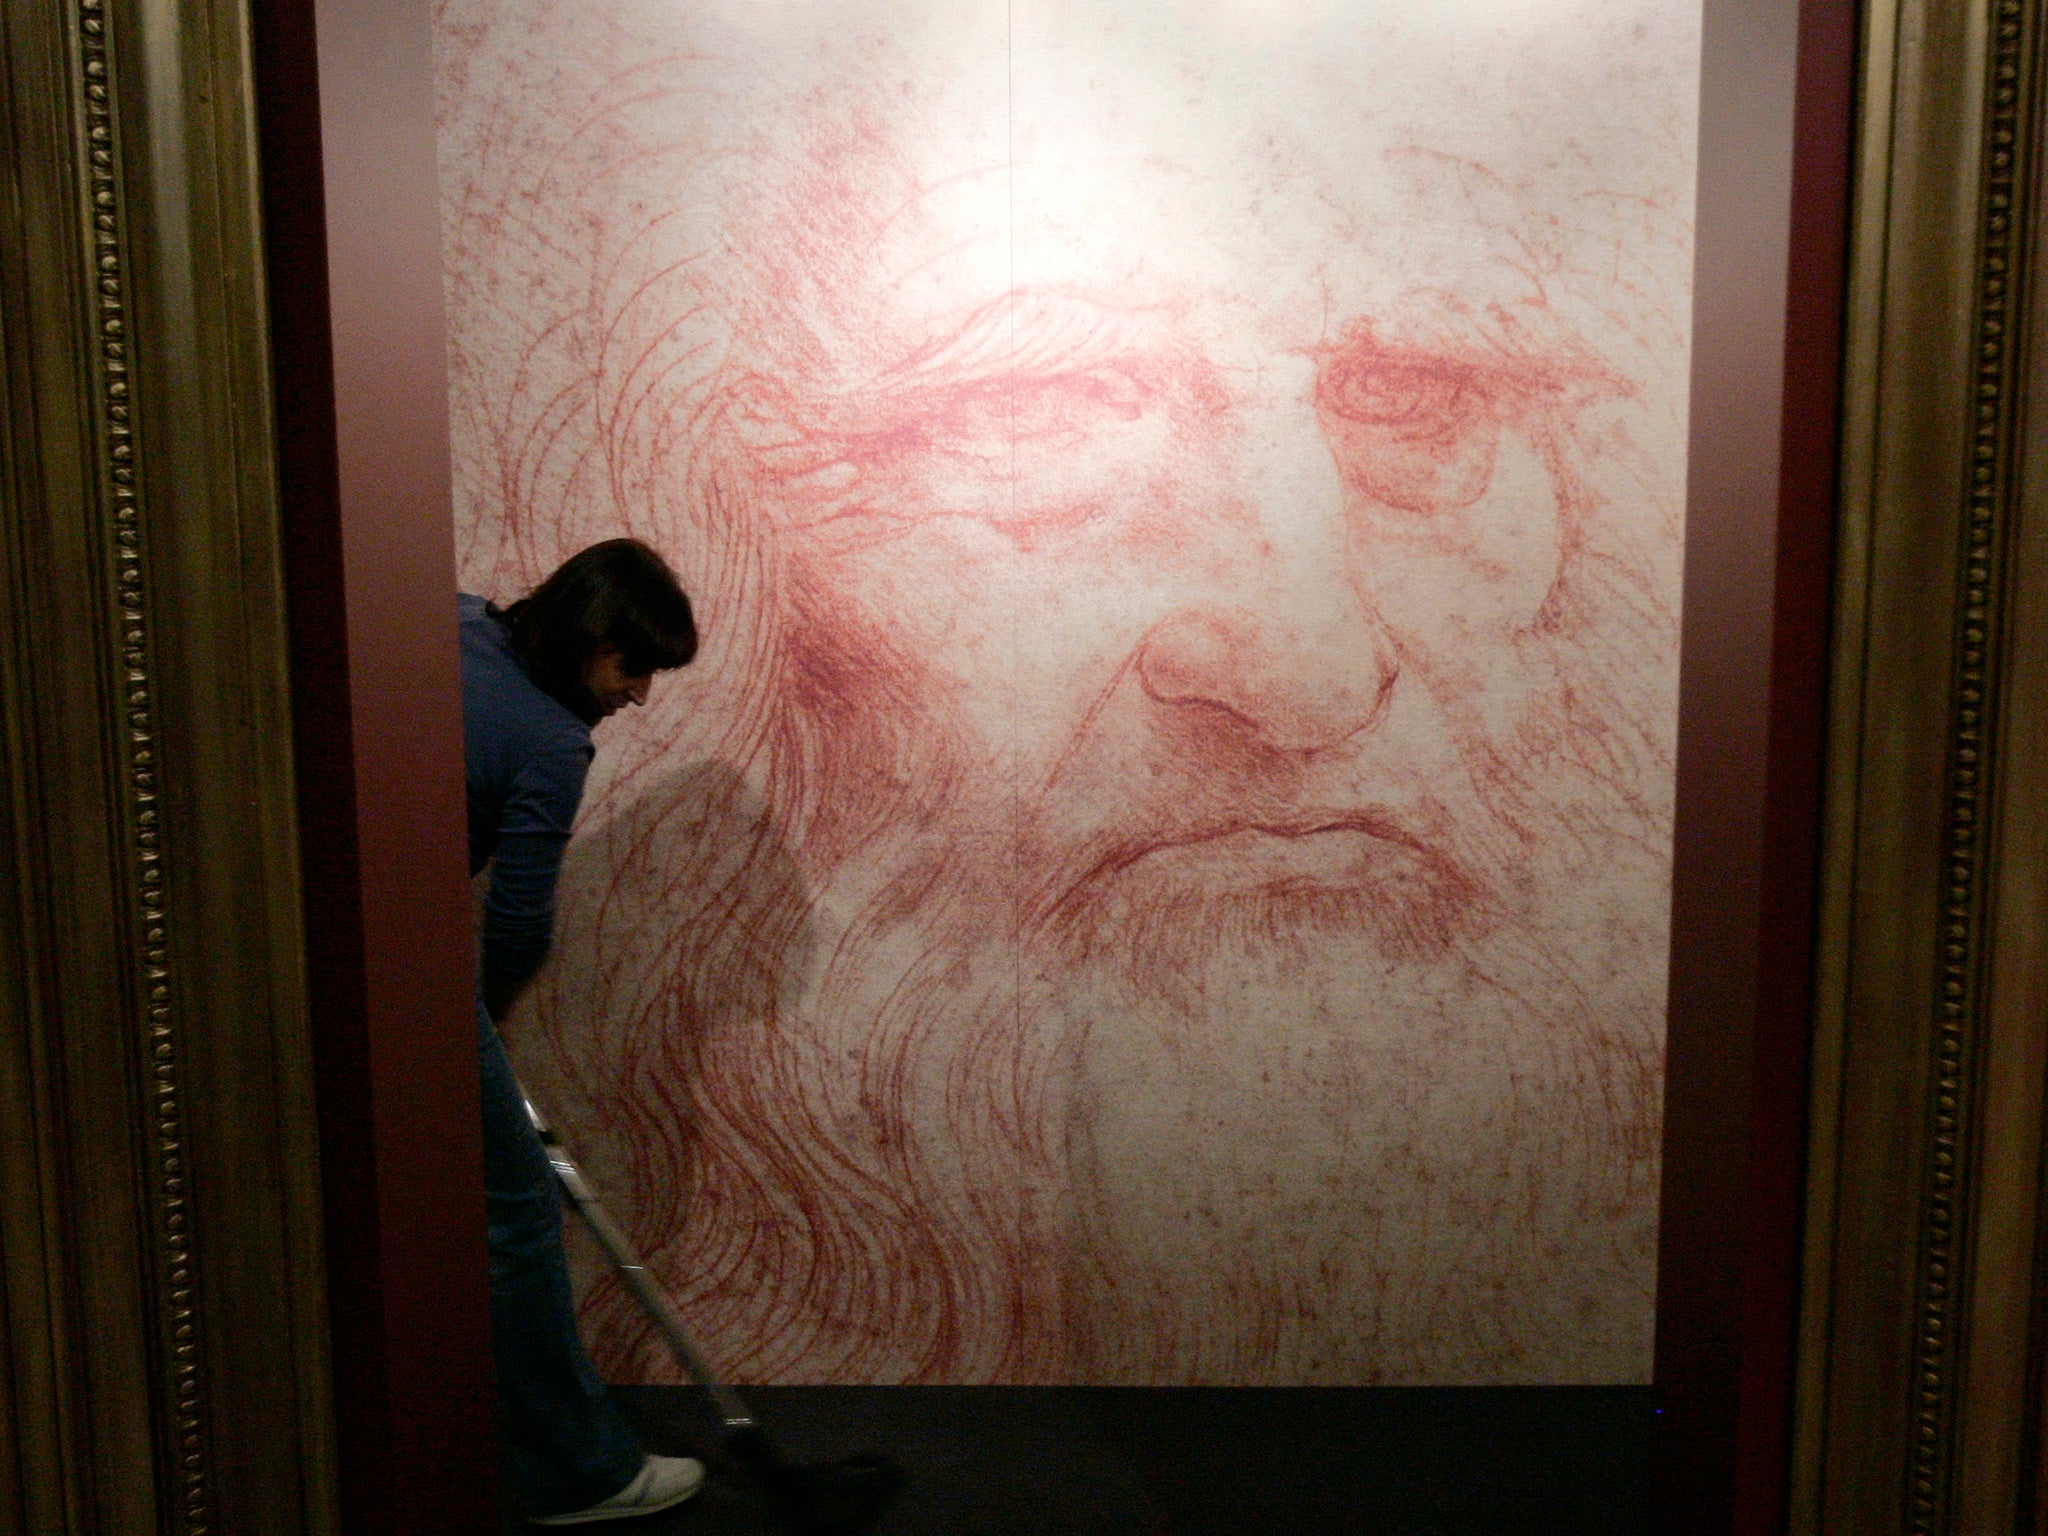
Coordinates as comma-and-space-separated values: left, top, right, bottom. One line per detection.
459, 593, 594, 998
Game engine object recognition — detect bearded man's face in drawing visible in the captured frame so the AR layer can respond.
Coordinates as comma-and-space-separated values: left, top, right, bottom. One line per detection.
443, 0, 1693, 1386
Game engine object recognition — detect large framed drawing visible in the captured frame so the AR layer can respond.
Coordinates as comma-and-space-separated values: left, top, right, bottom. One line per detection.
2, 0, 2045, 1531
436, 0, 1700, 1390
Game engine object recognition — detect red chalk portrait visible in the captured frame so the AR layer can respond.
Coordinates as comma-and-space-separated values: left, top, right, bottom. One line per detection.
438, 0, 1699, 1385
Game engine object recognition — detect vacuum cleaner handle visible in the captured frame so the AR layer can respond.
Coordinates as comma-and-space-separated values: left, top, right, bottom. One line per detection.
516, 1079, 908, 1533
516, 1081, 760, 1435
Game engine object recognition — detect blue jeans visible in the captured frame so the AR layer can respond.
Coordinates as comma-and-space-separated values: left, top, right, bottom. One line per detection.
478, 1006, 644, 1516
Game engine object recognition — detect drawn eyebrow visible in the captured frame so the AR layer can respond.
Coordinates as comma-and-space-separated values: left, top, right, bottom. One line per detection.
873, 290, 1155, 389
1310, 305, 1633, 405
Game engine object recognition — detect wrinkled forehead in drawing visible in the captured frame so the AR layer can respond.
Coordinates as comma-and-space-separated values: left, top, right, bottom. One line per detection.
565, 0, 1698, 509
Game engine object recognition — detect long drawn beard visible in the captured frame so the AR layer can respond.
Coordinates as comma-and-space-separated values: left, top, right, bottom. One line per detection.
517, 529, 1670, 1384
522, 766, 1075, 1384
1047, 893, 1665, 1385
523, 735, 1662, 1386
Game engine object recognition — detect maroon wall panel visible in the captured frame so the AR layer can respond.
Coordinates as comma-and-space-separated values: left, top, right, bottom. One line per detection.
1653, 0, 1856, 1528
253, 0, 500, 1529
249, 0, 1856, 1524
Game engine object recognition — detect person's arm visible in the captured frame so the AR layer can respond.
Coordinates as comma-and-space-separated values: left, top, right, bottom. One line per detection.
478, 738, 591, 1022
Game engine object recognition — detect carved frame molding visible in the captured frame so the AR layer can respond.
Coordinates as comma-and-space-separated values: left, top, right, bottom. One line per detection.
1793, 0, 2048, 1530
6, 0, 2048, 1529
0, 0, 336, 1532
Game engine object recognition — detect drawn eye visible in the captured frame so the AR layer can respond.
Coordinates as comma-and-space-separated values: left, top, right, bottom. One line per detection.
1046, 367, 1151, 422
731, 362, 1171, 543
1317, 354, 1503, 516
943, 367, 1154, 443
1317, 358, 1480, 441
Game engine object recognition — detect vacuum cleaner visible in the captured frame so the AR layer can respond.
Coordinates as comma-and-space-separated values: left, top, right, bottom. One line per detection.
519, 1085, 904, 1533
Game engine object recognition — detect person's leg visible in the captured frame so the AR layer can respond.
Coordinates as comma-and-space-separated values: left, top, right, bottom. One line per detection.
476, 1005, 646, 1517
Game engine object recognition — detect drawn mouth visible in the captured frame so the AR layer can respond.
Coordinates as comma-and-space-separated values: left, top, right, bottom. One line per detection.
1102, 816, 1430, 891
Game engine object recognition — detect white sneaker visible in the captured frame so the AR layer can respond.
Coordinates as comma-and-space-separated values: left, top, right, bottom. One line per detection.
528, 1455, 707, 1526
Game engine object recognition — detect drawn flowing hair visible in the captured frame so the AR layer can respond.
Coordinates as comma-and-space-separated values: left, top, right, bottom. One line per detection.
438, 6, 1068, 1375
439, 0, 1690, 1383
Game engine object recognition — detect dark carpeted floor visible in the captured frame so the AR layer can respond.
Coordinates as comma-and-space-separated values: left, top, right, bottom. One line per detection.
503, 1385, 1652, 1535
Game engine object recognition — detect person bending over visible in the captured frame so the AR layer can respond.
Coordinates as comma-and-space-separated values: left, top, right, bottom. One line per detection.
461, 538, 699, 1525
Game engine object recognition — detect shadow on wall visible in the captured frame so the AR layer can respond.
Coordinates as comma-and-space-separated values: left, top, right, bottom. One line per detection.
507, 758, 817, 1378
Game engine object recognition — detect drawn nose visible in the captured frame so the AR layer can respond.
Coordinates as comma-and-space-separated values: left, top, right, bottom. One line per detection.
1135, 604, 1397, 753
1134, 379, 1399, 753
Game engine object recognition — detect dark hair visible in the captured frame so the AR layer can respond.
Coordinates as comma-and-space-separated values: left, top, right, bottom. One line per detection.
498, 539, 697, 710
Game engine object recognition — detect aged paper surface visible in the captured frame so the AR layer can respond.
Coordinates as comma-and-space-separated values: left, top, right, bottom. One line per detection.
438, 0, 1700, 1384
